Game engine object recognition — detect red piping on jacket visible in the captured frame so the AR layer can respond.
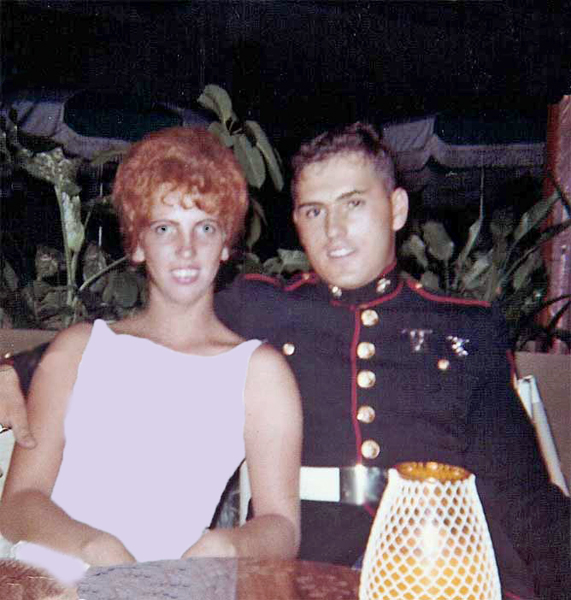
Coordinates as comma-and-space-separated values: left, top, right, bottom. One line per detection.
350, 309, 377, 519
350, 309, 363, 468
504, 591, 529, 600
407, 278, 491, 307
284, 272, 320, 292
243, 273, 281, 286
331, 279, 405, 310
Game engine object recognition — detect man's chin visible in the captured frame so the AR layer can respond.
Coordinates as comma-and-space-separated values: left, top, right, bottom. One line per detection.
321, 273, 368, 291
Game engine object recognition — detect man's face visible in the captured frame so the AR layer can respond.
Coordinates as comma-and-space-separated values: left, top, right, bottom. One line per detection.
293, 153, 408, 290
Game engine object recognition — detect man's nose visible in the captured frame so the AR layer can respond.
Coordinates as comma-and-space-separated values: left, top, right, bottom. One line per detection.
325, 208, 345, 239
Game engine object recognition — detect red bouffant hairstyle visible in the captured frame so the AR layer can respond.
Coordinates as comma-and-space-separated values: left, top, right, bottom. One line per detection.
291, 122, 396, 202
113, 127, 248, 256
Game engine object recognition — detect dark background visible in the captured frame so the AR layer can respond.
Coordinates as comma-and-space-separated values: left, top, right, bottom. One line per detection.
2, 1, 570, 258
3, 1, 569, 148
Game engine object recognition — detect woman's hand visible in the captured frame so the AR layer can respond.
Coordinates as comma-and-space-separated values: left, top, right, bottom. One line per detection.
181, 529, 237, 559
0, 366, 36, 448
80, 530, 136, 567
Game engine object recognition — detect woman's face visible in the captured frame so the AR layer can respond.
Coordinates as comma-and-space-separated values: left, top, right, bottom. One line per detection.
132, 190, 229, 307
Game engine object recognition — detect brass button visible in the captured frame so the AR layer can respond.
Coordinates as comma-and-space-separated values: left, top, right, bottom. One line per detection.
282, 343, 295, 356
357, 342, 375, 360
357, 405, 376, 424
330, 285, 342, 298
437, 358, 450, 371
357, 370, 376, 389
376, 277, 390, 294
361, 439, 380, 460
361, 309, 379, 327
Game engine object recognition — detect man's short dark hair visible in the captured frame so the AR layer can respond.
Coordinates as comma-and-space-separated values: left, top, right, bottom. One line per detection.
291, 122, 396, 201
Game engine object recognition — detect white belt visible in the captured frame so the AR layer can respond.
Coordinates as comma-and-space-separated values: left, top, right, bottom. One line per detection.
300, 465, 386, 505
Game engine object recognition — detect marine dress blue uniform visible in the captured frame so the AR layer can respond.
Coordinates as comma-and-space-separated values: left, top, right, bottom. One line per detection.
215, 262, 570, 600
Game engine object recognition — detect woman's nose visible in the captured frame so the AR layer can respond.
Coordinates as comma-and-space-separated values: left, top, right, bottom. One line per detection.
177, 232, 194, 258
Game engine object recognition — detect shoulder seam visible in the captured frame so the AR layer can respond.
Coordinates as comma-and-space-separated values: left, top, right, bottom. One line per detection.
407, 279, 491, 307
284, 272, 319, 292
242, 273, 281, 287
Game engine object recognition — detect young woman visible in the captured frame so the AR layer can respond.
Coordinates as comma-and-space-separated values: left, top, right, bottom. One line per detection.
0, 127, 302, 583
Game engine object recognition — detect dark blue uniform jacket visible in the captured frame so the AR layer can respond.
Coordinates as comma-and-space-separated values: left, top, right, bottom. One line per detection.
215, 263, 570, 600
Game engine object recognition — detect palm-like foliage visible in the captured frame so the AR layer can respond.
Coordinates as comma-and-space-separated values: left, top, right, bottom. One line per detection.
400, 182, 571, 350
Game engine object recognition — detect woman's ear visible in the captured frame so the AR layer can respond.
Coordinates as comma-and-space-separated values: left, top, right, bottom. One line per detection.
131, 244, 145, 264
390, 187, 409, 232
221, 246, 230, 262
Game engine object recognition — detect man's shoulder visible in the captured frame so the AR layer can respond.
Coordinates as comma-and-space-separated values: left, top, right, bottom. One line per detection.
403, 277, 494, 315
222, 271, 320, 300
400, 278, 509, 353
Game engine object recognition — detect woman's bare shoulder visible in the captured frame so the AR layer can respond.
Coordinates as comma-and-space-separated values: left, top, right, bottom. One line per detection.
246, 342, 299, 397
45, 321, 94, 359
249, 341, 287, 369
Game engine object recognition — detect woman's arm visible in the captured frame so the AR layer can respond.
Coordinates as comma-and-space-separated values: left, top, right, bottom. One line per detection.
0, 324, 135, 566
183, 343, 302, 559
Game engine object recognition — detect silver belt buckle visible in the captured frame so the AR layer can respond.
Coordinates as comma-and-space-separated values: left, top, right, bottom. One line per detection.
340, 465, 386, 505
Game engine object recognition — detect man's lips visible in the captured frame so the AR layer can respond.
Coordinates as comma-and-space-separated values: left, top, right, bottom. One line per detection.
327, 247, 355, 259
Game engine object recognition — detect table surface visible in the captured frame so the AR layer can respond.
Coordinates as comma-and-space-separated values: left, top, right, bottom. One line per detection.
1, 557, 360, 600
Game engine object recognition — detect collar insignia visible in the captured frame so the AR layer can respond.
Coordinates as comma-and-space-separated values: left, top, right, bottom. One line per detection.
402, 328, 434, 353
329, 285, 342, 298
376, 277, 391, 294
447, 335, 470, 357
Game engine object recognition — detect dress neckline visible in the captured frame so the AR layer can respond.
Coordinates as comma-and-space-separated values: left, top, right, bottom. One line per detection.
93, 319, 260, 359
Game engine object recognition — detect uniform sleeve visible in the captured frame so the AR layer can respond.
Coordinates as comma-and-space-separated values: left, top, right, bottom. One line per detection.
464, 304, 570, 600
214, 275, 283, 340
12, 342, 50, 396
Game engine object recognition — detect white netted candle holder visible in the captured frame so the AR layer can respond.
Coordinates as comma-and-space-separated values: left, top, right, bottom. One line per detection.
359, 462, 501, 600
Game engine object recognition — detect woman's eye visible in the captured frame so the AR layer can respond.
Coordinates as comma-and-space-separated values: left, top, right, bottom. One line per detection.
201, 222, 217, 234
154, 224, 171, 235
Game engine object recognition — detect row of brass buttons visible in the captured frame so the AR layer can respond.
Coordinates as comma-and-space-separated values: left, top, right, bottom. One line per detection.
358, 309, 380, 459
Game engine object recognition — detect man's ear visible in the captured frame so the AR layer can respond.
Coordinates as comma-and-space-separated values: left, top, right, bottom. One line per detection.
221, 246, 230, 262
390, 187, 409, 232
292, 208, 299, 226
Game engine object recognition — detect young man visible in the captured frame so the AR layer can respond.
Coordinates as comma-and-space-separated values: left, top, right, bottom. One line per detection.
1, 123, 569, 599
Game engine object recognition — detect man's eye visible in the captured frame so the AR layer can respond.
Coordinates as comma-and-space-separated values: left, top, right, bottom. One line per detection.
305, 207, 321, 219
348, 198, 363, 209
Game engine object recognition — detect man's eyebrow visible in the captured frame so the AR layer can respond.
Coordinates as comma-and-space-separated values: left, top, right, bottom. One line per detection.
296, 188, 367, 209
336, 188, 367, 201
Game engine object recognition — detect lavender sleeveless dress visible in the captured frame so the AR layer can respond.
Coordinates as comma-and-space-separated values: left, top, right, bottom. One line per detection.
15, 319, 261, 583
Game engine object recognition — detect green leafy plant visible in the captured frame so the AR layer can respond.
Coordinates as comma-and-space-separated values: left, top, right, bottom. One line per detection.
0, 109, 144, 329
198, 84, 284, 252
399, 183, 571, 350
198, 84, 310, 281
1, 85, 304, 330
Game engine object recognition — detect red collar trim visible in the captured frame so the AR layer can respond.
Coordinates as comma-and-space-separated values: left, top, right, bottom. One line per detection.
331, 278, 405, 309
